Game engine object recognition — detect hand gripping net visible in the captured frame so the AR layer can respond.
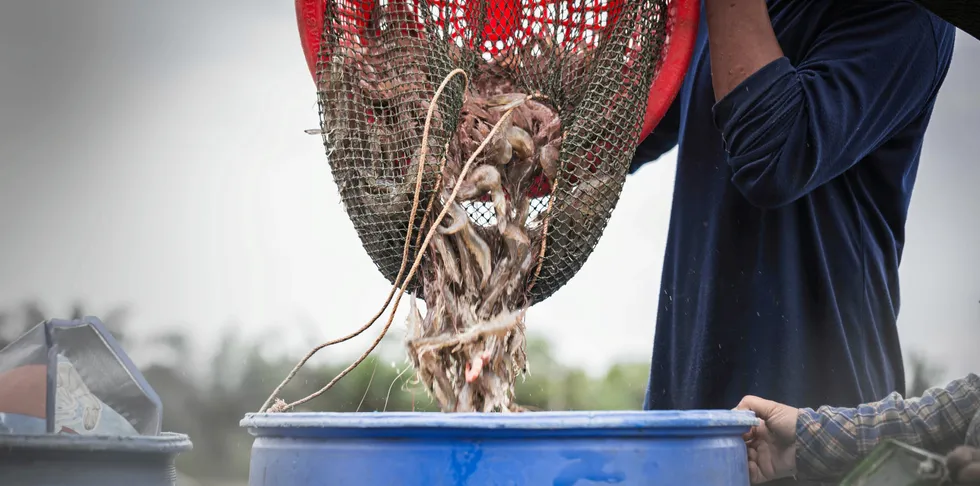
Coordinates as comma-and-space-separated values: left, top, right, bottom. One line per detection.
262, 0, 699, 413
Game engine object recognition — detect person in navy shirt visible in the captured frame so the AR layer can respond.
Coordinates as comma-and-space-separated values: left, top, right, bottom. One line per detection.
632, 0, 956, 418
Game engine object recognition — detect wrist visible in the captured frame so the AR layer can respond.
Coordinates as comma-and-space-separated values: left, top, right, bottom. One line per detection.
782, 409, 801, 479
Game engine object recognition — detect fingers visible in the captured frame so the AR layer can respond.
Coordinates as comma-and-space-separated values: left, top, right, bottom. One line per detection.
736, 395, 780, 420
746, 442, 777, 484
948, 446, 980, 468
948, 446, 980, 484
737, 395, 800, 445
747, 461, 763, 484
744, 422, 771, 443
746, 445, 765, 484
957, 464, 980, 484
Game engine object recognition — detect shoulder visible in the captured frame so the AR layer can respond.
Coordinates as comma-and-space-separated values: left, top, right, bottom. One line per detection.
818, 0, 956, 79
887, 0, 957, 63
815, 1, 944, 37
919, 4, 957, 71
844, 0, 954, 52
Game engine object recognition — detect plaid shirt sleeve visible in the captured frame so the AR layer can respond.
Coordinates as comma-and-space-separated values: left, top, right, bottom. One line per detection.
794, 373, 980, 482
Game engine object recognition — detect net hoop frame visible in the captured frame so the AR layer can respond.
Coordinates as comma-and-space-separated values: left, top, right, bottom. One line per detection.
293, 0, 700, 141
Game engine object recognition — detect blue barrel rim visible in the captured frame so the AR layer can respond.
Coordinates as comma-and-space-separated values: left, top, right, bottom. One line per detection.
0, 432, 193, 453
241, 410, 758, 435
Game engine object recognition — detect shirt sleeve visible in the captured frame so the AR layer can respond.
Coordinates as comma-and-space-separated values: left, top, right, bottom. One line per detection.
711, 0, 949, 209
630, 97, 681, 173
794, 374, 980, 482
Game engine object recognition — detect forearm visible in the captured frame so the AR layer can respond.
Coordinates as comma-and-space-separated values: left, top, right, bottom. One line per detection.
796, 374, 980, 481
707, 1, 947, 208
704, 0, 784, 102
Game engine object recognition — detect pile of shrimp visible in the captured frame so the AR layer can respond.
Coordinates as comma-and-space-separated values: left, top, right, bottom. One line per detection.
401, 71, 562, 412
334, 31, 568, 411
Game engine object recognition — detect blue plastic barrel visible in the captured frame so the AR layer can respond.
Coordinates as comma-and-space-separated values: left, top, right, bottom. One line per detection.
241, 410, 758, 485
0, 432, 192, 486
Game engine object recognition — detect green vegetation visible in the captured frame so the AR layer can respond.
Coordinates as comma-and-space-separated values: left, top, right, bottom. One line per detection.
0, 301, 946, 482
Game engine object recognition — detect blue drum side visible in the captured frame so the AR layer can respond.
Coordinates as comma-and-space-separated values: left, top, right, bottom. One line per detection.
243, 411, 756, 486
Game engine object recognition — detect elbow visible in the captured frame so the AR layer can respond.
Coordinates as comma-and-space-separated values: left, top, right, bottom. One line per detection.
725, 122, 829, 209
714, 61, 815, 208
631, 131, 679, 174
721, 127, 811, 209
629, 155, 651, 175
630, 146, 674, 174
729, 153, 808, 209
732, 179, 802, 210
628, 151, 664, 176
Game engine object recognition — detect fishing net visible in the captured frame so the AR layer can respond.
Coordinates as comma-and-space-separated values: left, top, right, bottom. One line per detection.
262, 0, 698, 413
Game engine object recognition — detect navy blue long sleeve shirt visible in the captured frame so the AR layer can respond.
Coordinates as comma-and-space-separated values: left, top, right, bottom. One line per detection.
633, 0, 955, 412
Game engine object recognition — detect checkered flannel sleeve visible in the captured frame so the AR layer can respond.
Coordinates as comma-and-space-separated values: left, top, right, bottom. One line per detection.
794, 373, 980, 481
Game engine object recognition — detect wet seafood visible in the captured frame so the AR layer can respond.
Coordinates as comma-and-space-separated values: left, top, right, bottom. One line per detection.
329, 35, 568, 413
402, 69, 565, 412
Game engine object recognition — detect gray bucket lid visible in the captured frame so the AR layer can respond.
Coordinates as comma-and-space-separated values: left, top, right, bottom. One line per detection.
0, 432, 192, 455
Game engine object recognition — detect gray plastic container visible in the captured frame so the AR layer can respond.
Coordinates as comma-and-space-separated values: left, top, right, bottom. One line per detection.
0, 432, 192, 486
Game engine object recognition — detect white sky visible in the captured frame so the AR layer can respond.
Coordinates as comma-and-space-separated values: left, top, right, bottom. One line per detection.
0, 2, 977, 383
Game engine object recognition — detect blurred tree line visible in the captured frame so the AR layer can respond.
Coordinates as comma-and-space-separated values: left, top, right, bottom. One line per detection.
0, 301, 650, 482
0, 301, 951, 483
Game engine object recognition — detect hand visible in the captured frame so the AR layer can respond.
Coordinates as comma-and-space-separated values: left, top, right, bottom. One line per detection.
947, 446, 980, 484
735, 395, 801, 484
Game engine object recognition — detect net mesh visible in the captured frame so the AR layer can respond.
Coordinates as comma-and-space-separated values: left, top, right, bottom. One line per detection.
313, 0, 672, 304
264, 0, 681, 413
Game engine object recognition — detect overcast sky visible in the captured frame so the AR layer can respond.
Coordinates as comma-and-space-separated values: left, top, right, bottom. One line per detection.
0, 2, 977, 385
